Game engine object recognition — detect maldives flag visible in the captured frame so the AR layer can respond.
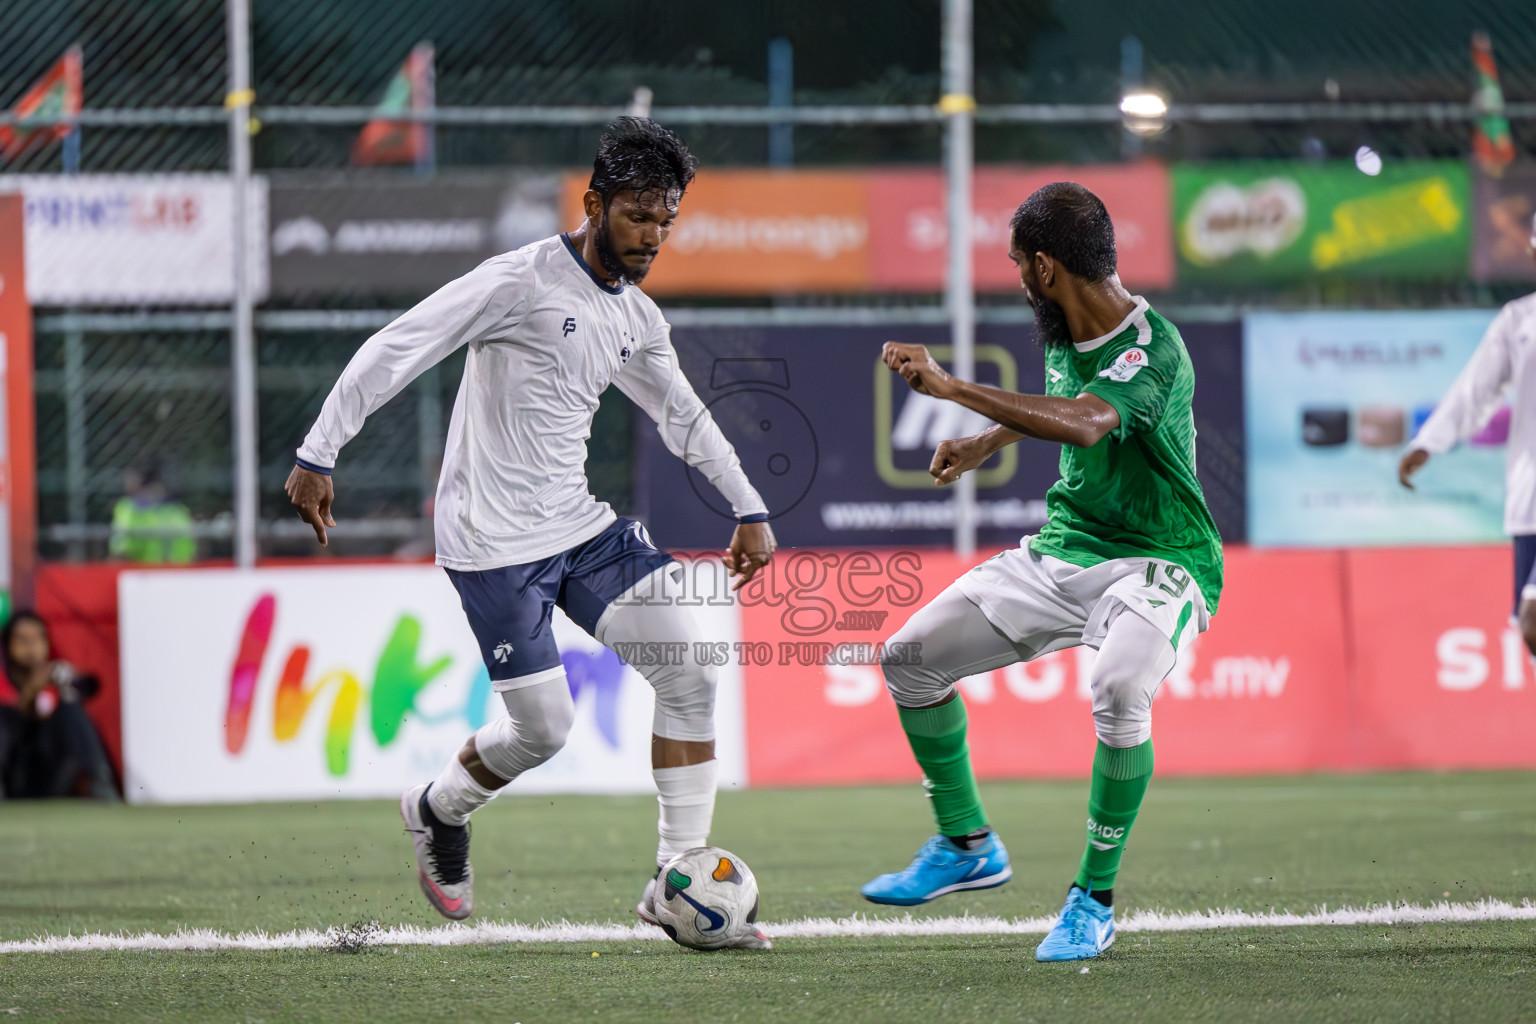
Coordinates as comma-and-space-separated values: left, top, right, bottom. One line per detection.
0, 45, 83, 161
1471, 31, 1515, 177
351, 42, 434, 166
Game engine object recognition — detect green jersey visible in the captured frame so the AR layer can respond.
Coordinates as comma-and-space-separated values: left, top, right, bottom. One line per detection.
1028, 299, 1225, 613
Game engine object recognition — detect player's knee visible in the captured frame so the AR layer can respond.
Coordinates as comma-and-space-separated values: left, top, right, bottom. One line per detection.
475, 695, 574, 775
880, 649, 952, 708
1090, 665, 1154, 746
650, 661, 717, 742
1520, 603, 1536, 658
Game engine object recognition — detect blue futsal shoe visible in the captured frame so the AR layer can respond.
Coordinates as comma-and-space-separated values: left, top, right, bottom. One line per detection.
1036, 886, 1115, 961
860, 832, 1013, 906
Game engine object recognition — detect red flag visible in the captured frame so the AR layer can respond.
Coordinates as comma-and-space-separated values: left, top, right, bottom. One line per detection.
0, 45, 83, 161
352, 43, 434, 166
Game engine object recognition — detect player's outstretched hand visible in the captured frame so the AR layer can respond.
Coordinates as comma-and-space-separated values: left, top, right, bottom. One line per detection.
930, 434, 994, 486
285, 464, 336, 546
1397, 448, 1430, 490
725, 521, 777, 591
882, 342, 957, 399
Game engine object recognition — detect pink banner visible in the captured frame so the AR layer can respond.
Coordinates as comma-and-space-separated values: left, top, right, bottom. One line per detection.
866, 163, 1175, 292
741, 547, 1351, 786
1347, 545, 1536, 769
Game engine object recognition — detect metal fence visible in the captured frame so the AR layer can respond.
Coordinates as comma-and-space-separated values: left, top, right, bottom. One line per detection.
6, 0, 1536, 568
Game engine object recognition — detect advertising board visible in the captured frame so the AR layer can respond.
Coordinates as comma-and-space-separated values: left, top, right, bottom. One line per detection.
0, 174, 269, 304
1174, 161, 1471, 283
119, 563, 745, 803
1245, 310, 1503, 547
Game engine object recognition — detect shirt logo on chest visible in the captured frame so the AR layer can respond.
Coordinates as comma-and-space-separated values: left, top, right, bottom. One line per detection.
562, 316, 577, 337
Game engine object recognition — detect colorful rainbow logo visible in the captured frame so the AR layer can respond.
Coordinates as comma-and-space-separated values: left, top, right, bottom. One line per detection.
223, 593, 489, 775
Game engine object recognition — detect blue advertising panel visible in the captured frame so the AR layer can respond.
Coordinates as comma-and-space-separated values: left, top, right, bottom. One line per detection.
638, 320, 1244, 550
1245, 310, 1504, 547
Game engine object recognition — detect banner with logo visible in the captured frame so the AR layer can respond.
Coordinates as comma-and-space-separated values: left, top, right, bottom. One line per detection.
118, 564, 746, 803
642, 320, 1245, 550
866, 163, 1174, 291
1245, 310, 1503, 547
0, 175, 268, 305
559, 164, 1172, 295
1174, 161, 1472, 283
1348, 545, 1536, 768
1472, 162, 1536, 282
269, 173, 560, 297
562, 170, 871, 295
641, 323, 1060, 550
740, 546, 1354, 786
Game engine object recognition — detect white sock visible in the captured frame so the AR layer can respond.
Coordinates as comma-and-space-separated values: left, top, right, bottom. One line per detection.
654, 760, 718, 867
427, 757, 496, 826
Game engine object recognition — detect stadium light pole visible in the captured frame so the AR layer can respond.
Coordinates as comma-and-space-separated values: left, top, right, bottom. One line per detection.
227, 0, 258, 568
942, 0, 976, 557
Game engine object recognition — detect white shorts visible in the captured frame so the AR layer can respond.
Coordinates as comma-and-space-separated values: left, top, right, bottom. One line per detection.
956, 537, 1210, 659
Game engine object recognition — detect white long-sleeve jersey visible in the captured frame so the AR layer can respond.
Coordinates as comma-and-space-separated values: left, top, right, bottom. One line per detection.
297, 233, 768, 570
1408, 292, 1536, 535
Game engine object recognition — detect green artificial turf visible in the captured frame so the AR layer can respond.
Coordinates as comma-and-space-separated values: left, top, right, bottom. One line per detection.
2, 772, 1534, 1023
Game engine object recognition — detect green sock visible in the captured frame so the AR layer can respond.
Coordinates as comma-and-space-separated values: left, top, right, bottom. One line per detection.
1074, 739, 1154, 892
897, 697, 989, 838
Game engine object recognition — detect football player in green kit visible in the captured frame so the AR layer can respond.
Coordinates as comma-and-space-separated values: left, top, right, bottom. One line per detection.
862, 181, 1224, 962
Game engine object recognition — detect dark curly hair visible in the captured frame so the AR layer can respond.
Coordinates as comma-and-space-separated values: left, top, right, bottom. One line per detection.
588, 116, 697, 212
1009, 182, 1118, 283
1, 610, 47, 682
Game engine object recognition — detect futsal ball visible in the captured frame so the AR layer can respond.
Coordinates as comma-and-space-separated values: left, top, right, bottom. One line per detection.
652, 846, 760, 950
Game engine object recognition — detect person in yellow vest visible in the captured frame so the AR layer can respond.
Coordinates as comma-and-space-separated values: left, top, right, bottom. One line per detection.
109, 463, 195, 564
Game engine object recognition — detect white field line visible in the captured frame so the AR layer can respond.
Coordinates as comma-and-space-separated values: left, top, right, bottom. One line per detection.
2, 899, 1533, 954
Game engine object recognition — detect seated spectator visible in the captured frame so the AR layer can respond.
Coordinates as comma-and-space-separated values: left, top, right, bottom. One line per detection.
0, 612, 118, 800
111, 461, 195, 564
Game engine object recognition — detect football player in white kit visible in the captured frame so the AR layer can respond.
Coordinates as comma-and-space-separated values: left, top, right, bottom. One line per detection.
285, 118, 775, 948
1400, 210, 1536, 656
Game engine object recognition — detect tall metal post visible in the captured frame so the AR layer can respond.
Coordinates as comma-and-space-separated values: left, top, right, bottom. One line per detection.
63, 328, 86, 561
942, 0, 976, 557
767, 38, 794, 167
1120, 36, 1144, 162
227, 0, 258, 567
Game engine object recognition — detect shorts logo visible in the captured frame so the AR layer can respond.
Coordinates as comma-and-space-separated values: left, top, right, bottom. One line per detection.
493, 641, 514, 663
1097, 347, 1147, 383
562, 317, 577, 337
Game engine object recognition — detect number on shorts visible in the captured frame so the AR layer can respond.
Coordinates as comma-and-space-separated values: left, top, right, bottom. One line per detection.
1148, 562, 1191, 598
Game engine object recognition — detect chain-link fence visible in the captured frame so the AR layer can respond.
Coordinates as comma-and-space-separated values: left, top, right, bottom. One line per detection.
6, 0, 1536, 566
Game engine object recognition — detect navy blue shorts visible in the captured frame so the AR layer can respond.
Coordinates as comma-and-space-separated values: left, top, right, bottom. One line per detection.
446, 517, 677, 687
1515, 535, 1536, 614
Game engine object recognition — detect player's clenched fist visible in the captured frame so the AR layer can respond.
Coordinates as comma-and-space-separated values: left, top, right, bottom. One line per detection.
929, 434, 994, 487
883, 341, 958, 399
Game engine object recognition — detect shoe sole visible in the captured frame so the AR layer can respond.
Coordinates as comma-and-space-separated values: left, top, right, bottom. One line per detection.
860, 865, 1014, 907
399, 789, 474, 922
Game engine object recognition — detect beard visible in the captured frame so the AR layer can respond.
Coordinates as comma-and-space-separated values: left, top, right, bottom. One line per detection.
1028, 292, 1073, 348
595, 213, 654, 285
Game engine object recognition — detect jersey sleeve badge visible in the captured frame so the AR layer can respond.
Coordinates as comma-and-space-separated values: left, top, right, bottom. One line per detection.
1097, 346, 1148, 383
